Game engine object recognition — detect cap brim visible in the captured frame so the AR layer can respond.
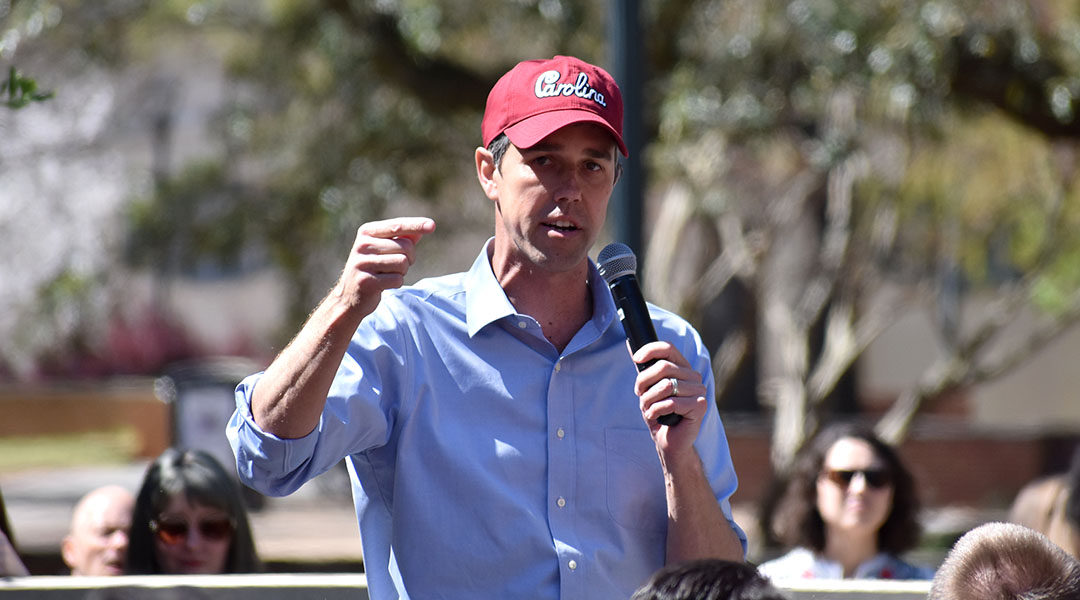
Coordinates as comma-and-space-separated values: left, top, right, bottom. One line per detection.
504, 109, 628, 157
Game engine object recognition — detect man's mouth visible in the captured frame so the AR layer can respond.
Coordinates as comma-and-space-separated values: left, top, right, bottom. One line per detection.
546, 220, 578, 232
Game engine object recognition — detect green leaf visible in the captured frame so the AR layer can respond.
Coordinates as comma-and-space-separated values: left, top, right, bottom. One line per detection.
2, 66, 55, 109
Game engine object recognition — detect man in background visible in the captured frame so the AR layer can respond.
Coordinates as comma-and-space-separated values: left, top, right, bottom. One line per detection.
928, 522, 1080, 600
61, 485, 134, 576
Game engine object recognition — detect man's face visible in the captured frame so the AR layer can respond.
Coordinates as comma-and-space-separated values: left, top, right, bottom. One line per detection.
63, 491, 133, 576
485, 122, 618, 274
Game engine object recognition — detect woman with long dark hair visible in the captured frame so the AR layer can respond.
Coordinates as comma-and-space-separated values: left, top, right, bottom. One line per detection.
125, 448, 262, 574
758, 422, 931, 580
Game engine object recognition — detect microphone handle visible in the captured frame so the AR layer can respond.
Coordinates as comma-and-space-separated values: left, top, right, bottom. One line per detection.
610, 276, 683, 426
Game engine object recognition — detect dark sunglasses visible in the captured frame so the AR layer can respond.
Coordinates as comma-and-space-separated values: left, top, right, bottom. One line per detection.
822, 468, 892, 489
149, 516, 235, 545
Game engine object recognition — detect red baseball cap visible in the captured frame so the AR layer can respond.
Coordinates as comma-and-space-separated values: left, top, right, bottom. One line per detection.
481, 55, 628, 157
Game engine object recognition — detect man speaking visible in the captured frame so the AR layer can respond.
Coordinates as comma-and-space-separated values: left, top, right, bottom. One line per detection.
228, 55, 745, 599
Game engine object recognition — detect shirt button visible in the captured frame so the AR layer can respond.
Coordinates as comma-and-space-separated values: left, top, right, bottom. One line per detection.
568, 560, 578, 570
557, 497, 566, 508
556, 428, 565, 439
555, 361, 562, 372
517, 320, 528, 329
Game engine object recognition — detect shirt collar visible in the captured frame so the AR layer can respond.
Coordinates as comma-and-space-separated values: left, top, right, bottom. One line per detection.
586, 258, 617, 332
463, 238, 618, 338
464, 238, 518, 337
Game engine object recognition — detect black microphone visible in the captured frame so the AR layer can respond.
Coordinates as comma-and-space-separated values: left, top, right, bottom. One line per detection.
597, 243, 682, 426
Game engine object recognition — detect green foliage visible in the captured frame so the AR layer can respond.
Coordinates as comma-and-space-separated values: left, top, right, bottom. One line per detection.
1, 66, 53, 108
8, 0, 1080, 398
36, 269, 95, 315
656, 0, 1080, 292
125, 162, 258, 274
96, 0, 611, 323
896, 111, 1077, 286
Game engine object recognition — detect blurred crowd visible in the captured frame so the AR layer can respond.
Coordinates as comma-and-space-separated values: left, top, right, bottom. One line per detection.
2, 448, 261, 578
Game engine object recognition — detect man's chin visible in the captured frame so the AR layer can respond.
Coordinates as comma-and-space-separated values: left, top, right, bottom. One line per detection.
100, 564, 125, 576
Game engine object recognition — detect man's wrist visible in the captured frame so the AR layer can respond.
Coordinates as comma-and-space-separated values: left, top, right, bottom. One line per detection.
660, 445, 704, 480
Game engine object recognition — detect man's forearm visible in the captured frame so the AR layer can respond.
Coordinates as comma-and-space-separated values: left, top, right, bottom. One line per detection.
663, 449, 745, 564
252, 217, 435, 439
252, 290, 366, 439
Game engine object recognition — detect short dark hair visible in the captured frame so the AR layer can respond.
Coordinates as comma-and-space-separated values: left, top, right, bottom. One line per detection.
769, 422, 922, 555
125, 448, 263, 574
631, 559, 789, 600
487, 133, 512, 171
929, 522, 1080, 600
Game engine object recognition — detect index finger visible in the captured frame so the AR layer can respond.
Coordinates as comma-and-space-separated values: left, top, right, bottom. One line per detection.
631, 341, 690, 369
362, 217, 437, 242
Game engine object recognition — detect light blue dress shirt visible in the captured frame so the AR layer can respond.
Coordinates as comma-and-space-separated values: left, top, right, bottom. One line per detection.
228, 239, 746, 599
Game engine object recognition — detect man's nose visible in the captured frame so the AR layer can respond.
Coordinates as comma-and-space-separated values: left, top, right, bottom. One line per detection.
553, 168, 583, 203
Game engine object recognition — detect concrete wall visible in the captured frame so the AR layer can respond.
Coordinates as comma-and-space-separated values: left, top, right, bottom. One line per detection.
0, 575, 931, 600
861, 302, 1080, 431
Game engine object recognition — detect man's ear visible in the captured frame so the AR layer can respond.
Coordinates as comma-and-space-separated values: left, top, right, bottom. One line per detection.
60, 535, 77, 571
614, 160, 623, 186
475, 147, 499, 201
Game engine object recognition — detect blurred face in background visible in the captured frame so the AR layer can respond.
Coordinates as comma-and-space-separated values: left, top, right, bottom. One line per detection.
62, 485, 135, 576
150, 494, 234, 574
816, 437, 894, 543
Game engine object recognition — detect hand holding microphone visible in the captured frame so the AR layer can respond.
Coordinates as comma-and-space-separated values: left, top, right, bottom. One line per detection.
597, 243, 683, 427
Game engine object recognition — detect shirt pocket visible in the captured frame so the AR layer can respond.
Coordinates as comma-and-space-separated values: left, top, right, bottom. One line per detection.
604, 427, 667, 533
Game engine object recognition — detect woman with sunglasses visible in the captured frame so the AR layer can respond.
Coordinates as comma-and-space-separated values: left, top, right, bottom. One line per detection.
125, 448, 262, 575
757, 422, 932, 580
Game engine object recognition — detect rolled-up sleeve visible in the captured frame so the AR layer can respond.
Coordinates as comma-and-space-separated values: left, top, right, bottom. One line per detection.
226, 372, 323, 497
699, 410, 748, 557
684, 316, 749, 557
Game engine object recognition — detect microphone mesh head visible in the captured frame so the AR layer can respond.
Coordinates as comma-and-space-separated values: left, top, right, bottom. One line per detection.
596, 243, 637, 284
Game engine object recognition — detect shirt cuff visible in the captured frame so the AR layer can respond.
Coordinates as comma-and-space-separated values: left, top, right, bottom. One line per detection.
226, 372, 321, 496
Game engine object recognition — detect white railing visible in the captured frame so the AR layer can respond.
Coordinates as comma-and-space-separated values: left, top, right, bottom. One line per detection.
0, 574, 370, 599
0, 574, 932, 599
780, 578, 930, 599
